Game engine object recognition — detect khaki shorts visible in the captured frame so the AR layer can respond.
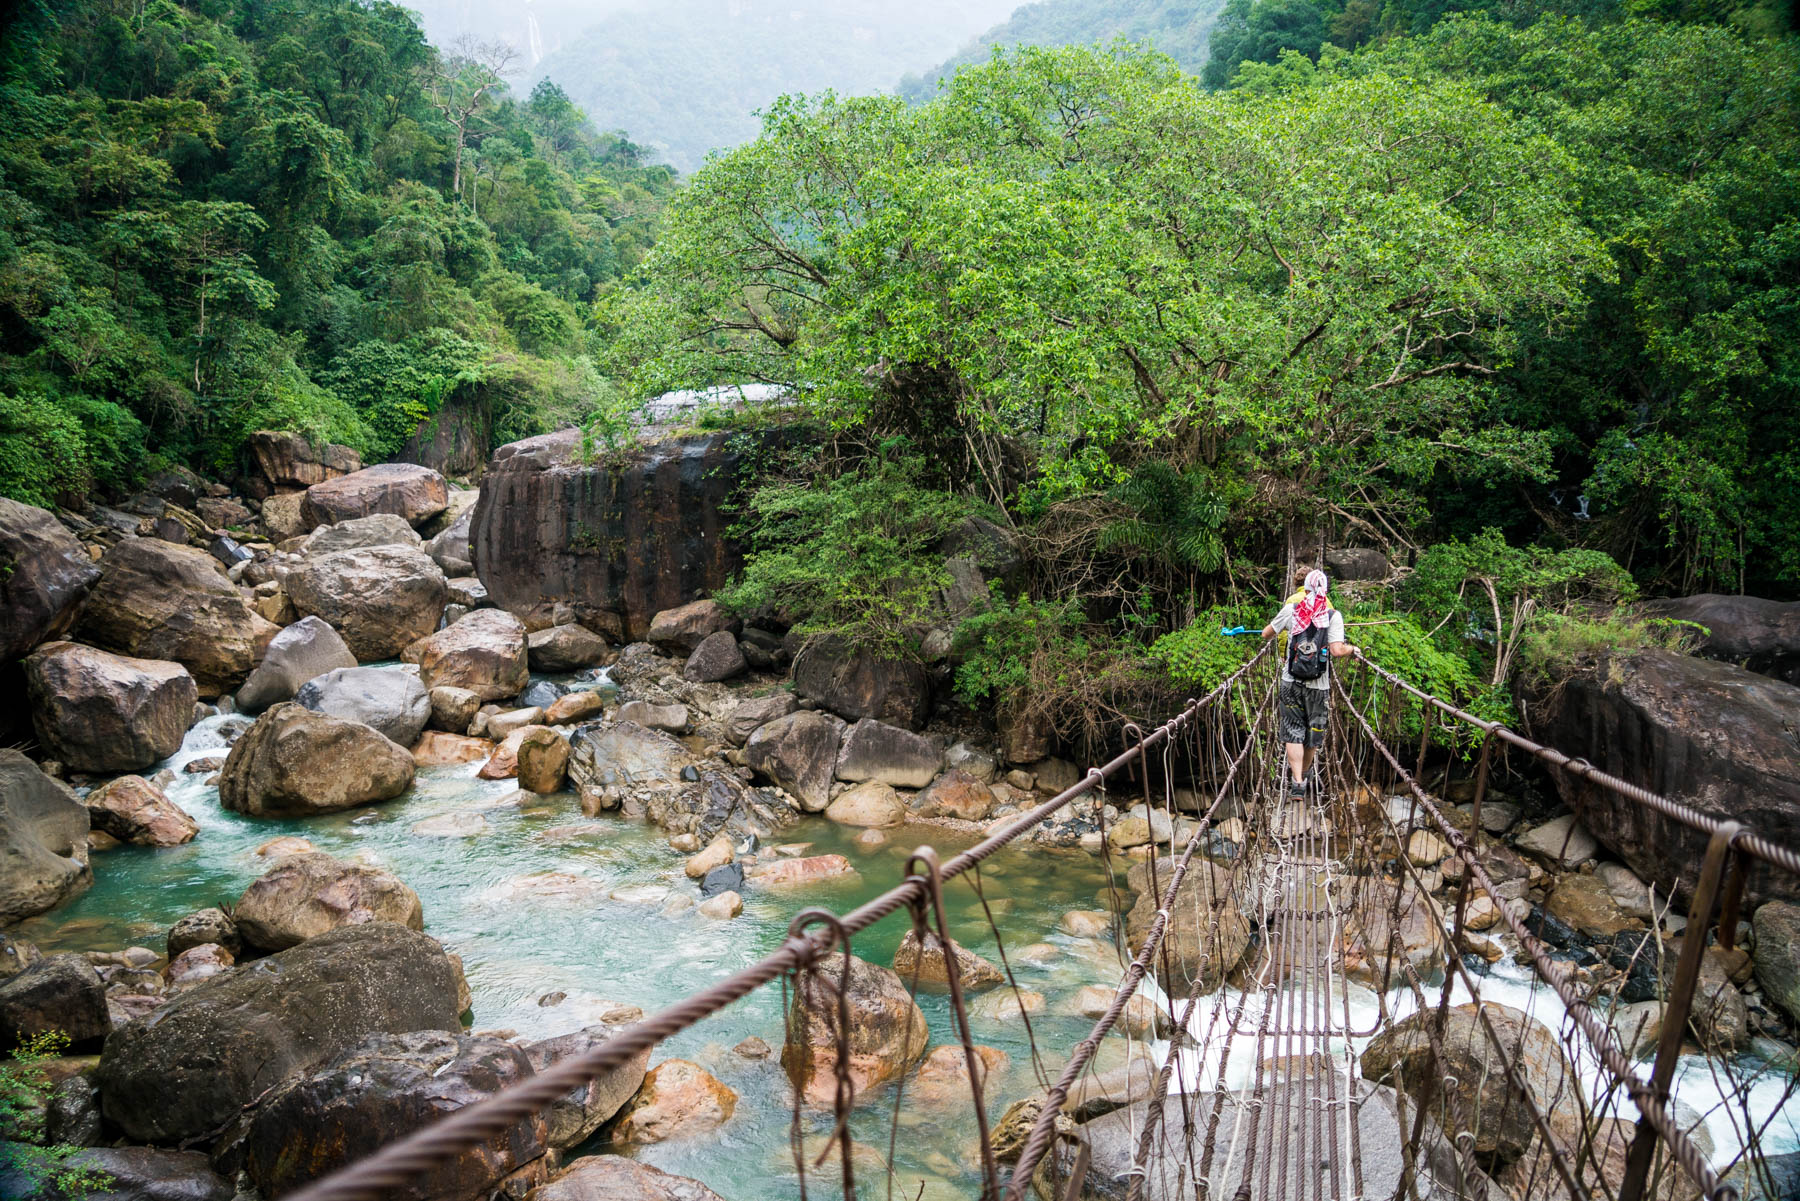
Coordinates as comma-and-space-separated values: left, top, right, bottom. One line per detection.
1279, 680, 1329, 748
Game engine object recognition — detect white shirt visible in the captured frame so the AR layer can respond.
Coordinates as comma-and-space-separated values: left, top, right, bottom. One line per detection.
1269, 602, 1345, 691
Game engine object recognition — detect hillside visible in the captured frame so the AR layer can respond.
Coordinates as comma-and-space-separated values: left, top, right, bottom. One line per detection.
896, 0, 1230, 102
529, 0, 1018, 173
0, 0, 676, 501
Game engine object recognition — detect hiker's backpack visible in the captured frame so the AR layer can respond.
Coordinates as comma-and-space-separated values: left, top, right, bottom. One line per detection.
1288, 612, 1332, 681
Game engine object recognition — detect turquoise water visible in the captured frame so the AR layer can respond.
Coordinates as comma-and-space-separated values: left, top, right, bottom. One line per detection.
19, 708, 1145, 1199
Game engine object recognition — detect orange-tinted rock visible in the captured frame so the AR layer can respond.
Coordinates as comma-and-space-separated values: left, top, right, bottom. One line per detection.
611, 1059, 737, 1144
412, 731, 496, 766
745, 854, 854, 888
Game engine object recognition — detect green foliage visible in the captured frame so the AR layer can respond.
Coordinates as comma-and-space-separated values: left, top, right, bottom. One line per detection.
951, 595, 1088, 705
1149, 602, 1267, 694
715, 450, 979, 657
0, 1031, 112, 1199
614, 44, 1603, 557
0, 0, 677, 504
0, 391, 92, 508
1098, 463, 1227, 574
1407, 529, 1637, 640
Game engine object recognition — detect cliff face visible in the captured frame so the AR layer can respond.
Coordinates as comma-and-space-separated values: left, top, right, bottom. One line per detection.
471, 427, 790, 641
1522, 648, 1800, 905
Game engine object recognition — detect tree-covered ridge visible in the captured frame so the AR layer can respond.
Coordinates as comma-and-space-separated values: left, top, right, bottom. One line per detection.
896, 0, 1231, 102
528, 0, 1020, 175
0, 0, 676, 505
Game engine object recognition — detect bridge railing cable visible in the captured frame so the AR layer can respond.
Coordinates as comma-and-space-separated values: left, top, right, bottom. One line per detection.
278, 644, 1276, 1201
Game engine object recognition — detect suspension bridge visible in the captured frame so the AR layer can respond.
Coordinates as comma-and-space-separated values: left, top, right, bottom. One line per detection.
277, 643, 1798, 1201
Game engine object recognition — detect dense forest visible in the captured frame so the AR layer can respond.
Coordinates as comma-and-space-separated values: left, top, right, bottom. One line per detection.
0, 0, 676, 504
530, 0, 1018, 173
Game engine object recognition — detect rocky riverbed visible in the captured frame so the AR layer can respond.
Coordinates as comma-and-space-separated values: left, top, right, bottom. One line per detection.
4, 433, 1800, 1200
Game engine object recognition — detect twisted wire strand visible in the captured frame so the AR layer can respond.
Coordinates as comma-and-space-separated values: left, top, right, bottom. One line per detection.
280, 646, 1275, 1201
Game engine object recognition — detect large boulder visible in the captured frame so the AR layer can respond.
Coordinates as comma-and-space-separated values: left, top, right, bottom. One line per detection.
527, 624, 609, 673
1753, 900, 1800, 1026
725, 693, 796, 746
1325, 546, 1391, 582
425, 503, 475, 577
0, 751, 91, 924
84, 775, 198, 847
912, 770, 996, 821
242, 1030, 546, 1201
524, 1157, 727, 1201
834, 718, 940, 788
471, 428, 794, 641
304, 512, 422, 555
235, 615, 358, 714
892, 929, 1005, 990
567, 721, 695, 793
648, 599, 737, 655
286, 545, 448, 661
295, 665, 431, 746
302, 462, 448, 529
522, 1022, 651, 1149
823, 780, 906, 828
0, 952, 109, 1049
73, 538, 267, 696
791, 634, 931, 730
610, 1059, 737, 1144
219, 702, 415, 817
1521, 649, 1800, 904
743, 711, 842, 812
259, 491, 309, 541
96, 923, 463, 1144
517, 728, 571, 793
1124, 858, 1249, 997
0, 497, 100, 662
682, 630, 746, 683
782, 953, 927, 1104
1361, 1002, 1582, 1169
234, 851, 424, 951
23, 642, 196, 773
418, 610, 529, 701
1641, 593, 1800, 685
248, 430, 362, 491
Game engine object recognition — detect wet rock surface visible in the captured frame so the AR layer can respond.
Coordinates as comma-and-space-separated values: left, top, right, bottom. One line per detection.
1523, 648, 1800, 904
84, 775, 198, 846
472, 430, 783, 641
235, 615, 358, 714
782, 953, 927, 1104
233, 850, 424, 950
243, 1030, 545, 1200
0, 952, 109, 1049
96, 922, 463, 1144
610, 1058, 737, 1144
0, 1145, 234, 1201
523, 1021, 651, 1148
791, 634, 931, 730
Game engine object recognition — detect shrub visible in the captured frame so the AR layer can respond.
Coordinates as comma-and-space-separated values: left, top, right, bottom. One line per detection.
0, 1031, 112, 1198
0, 390, 90, 507
715, 447, 980, 657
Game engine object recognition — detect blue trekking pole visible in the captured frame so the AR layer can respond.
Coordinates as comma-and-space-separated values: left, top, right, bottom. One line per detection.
1219, 625, 1251, 637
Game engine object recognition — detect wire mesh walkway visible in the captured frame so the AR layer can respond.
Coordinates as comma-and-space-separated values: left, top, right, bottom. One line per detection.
280, 644, 1799, 1201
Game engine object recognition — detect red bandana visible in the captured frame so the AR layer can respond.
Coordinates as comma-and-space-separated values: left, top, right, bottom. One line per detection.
1294, 590, 1329, 634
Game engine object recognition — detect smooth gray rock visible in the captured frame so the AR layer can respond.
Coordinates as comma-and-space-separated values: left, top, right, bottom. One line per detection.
743, 711, 843, 812
305, 513, 422, 555
0, 750, 91, 924
682, 630, 746, 683
235, 616, 357, 714
523, 1021, 651, 1149
285, 545, 448, 662
219, 702, 415, 817
834, 719, 940, 789
295, 665, 430, 747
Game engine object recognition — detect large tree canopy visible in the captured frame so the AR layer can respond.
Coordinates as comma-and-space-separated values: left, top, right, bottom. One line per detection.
609, 45, 1606, 544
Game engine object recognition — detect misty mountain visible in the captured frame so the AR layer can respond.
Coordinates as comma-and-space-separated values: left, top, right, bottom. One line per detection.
897, 0, 1231, 102
527, 0, 1018, 172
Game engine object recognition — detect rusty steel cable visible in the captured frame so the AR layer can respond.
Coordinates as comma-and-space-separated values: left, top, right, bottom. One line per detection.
1334, 672, 1738, 1201
1352, 651, 1800, 879
1004, 666, 1280, 1200
278, 648, 1275, 1201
